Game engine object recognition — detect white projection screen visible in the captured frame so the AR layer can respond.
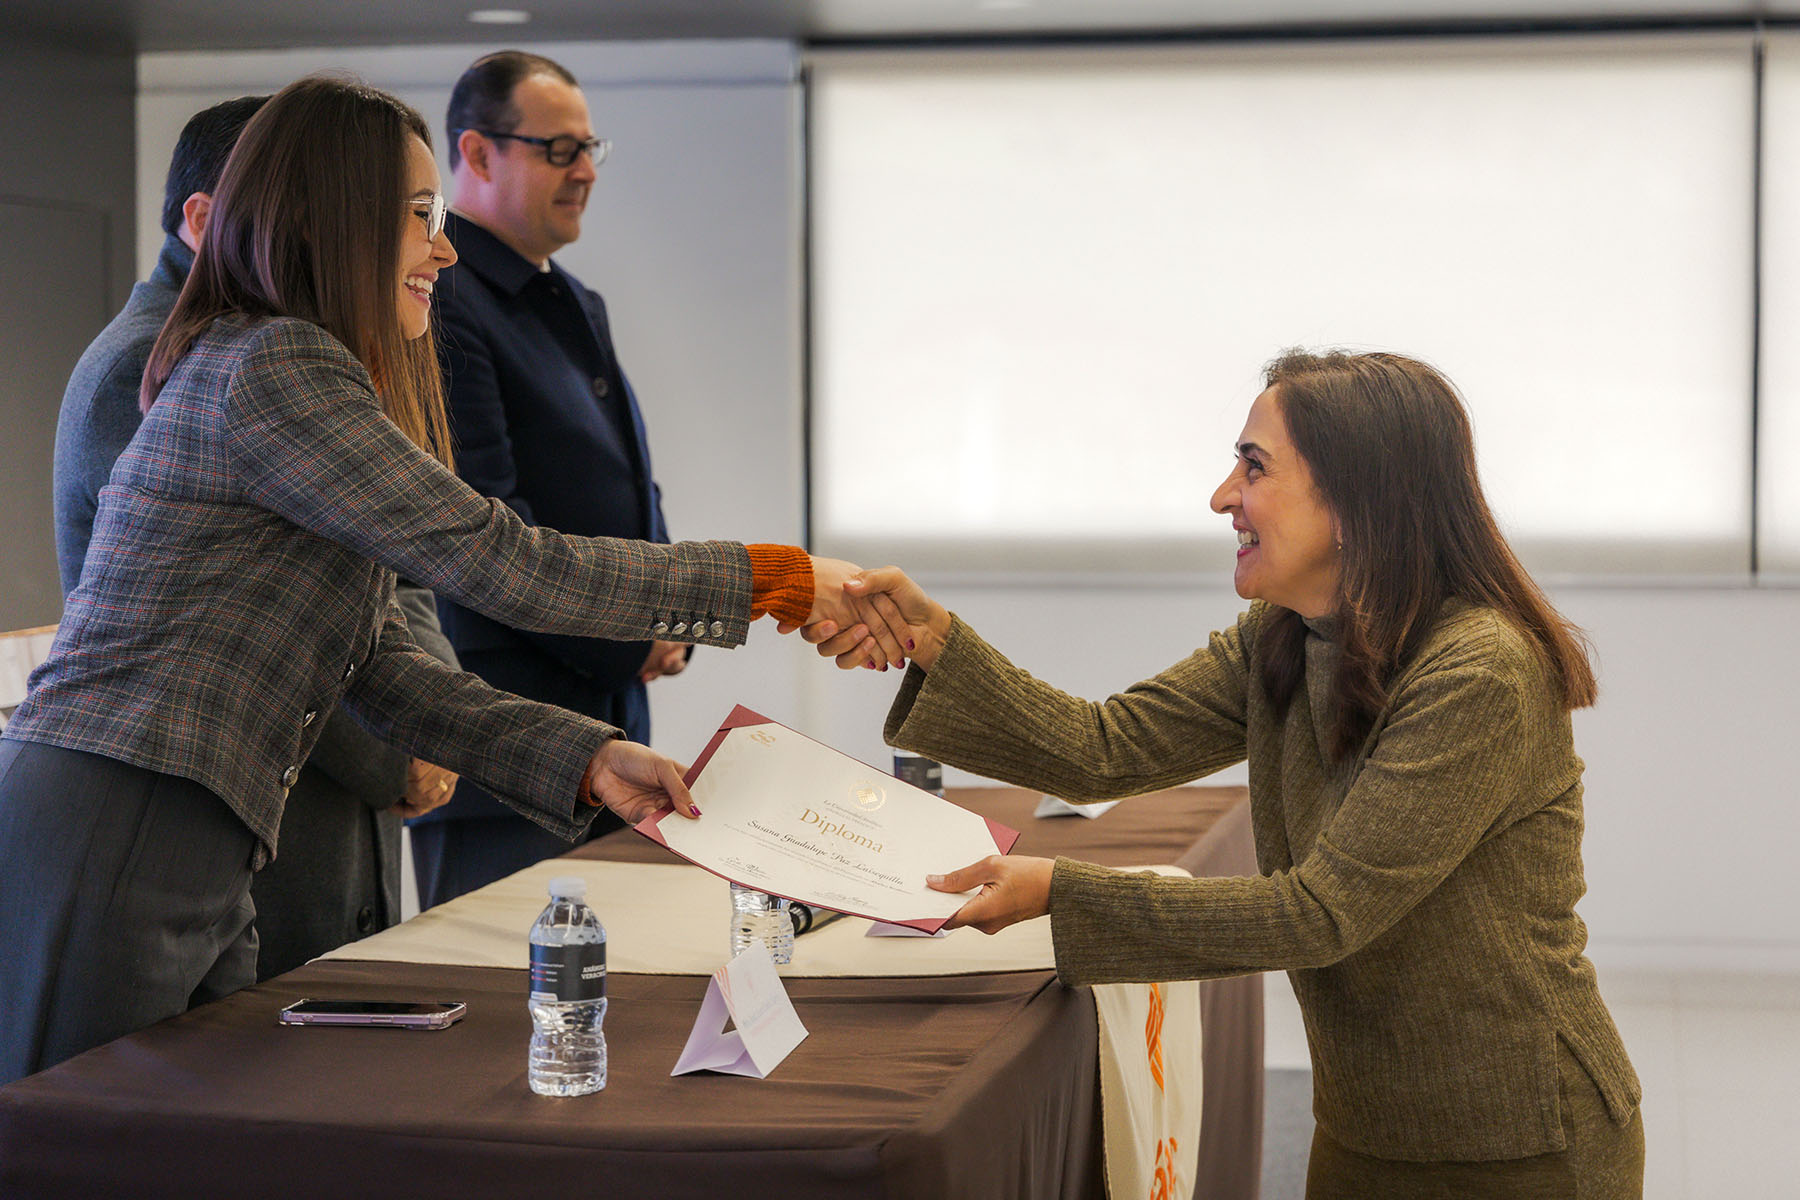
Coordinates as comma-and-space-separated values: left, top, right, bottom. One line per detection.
809, 36, 1755, 579
1759, 33, 1800, 582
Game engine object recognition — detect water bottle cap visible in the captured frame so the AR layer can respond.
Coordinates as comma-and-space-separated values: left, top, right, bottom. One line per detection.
546, 875, 588, 900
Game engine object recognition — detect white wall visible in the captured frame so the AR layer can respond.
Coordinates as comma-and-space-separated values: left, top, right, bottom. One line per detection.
139, 35, 1800, 999
0, 37, 137, 630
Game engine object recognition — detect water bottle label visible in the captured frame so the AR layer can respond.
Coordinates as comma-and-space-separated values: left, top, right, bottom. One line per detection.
893, 754, 943, 797
528, 943, 607, 1002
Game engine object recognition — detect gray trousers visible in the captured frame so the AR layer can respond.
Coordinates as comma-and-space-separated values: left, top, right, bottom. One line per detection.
0, 739, 258, 1085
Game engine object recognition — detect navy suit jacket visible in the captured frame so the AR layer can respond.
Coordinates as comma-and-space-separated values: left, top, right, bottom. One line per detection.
421, 212, 673, 826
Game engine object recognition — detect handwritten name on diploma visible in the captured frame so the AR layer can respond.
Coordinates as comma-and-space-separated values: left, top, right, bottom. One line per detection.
745, 811, 906, 890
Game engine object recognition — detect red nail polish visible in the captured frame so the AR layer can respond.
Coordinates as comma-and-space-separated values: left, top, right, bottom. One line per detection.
866, 659, 876, 669
906, 639, 916, 651
690, 805, 702, 817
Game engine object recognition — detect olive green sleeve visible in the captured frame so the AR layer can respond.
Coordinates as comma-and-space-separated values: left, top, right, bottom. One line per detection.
883, 607, 1262, 801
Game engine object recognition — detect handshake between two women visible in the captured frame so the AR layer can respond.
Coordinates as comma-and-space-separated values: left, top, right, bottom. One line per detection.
784, 561, 947, 673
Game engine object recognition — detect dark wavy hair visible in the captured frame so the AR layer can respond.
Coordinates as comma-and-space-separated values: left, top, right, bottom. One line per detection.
1256, 349, 1596, 760
140, 75, 452, 469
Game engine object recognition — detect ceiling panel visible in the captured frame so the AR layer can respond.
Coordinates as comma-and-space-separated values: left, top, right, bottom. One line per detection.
0, 0, 1774, 53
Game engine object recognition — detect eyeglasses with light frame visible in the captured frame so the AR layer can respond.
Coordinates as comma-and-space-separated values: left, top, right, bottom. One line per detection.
407, 191, 448, 240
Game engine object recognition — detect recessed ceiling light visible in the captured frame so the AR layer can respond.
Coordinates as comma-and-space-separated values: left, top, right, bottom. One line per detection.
468, 8, 531, 23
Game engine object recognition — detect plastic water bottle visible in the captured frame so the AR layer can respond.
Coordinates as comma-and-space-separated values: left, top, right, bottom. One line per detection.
527, 876, 607, 1096
729, 881, 794, 964
893, 749, 945, 797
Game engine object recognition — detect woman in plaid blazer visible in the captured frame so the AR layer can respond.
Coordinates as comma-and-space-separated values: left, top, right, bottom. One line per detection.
0, 77, 898, 1085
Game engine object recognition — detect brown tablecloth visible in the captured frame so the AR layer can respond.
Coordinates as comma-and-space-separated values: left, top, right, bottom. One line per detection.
0, 786, 1261, 1200
579, 784, 1264, 1200
0, 961, 1100, 1199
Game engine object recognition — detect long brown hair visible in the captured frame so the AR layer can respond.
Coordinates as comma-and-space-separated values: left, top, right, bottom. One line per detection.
1256, 350, 1596, 759
141, 75, 453, 468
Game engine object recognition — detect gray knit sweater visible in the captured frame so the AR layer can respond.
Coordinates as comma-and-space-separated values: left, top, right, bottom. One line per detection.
885, 599, 1640, 1161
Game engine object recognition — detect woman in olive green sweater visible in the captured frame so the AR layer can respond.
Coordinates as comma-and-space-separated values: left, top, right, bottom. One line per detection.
822, 350, 1643, 1197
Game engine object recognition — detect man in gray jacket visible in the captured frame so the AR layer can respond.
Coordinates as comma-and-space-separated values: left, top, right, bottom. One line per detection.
51, 96, 457, 979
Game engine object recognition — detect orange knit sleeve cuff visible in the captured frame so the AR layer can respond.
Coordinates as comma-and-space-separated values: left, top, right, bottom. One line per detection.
746, 544, 814, 626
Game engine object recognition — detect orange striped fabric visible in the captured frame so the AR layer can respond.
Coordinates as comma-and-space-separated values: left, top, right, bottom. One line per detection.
1145, 981, 1166, 1092
1150, 1137, 1180, 1200
746, 544, 813, 627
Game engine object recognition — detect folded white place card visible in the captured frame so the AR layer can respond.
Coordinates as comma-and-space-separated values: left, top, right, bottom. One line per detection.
672, 941, 808, 1079
1033, 795, 1121, 820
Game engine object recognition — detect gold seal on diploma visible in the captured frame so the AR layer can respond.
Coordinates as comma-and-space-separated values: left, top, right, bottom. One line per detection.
851, 782, 886, 812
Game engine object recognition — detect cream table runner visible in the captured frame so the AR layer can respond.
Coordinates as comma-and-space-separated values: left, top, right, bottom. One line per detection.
323, 857, 1202, 1199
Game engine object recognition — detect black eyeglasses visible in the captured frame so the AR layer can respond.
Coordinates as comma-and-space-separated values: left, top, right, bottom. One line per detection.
459, 129, 611, 168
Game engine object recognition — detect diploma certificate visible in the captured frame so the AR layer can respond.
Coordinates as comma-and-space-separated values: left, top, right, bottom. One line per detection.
639, 706, 1019, 932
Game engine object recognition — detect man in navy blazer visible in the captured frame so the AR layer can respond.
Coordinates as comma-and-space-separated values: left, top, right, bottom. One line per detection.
414, 50, 690, 907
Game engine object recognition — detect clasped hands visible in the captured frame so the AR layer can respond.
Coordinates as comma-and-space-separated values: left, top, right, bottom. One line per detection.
394, 758, 458, 818
639, 639, 689, 684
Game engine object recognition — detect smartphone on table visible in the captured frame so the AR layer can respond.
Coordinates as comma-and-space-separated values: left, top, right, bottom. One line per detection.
278, 999, 466, 1029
